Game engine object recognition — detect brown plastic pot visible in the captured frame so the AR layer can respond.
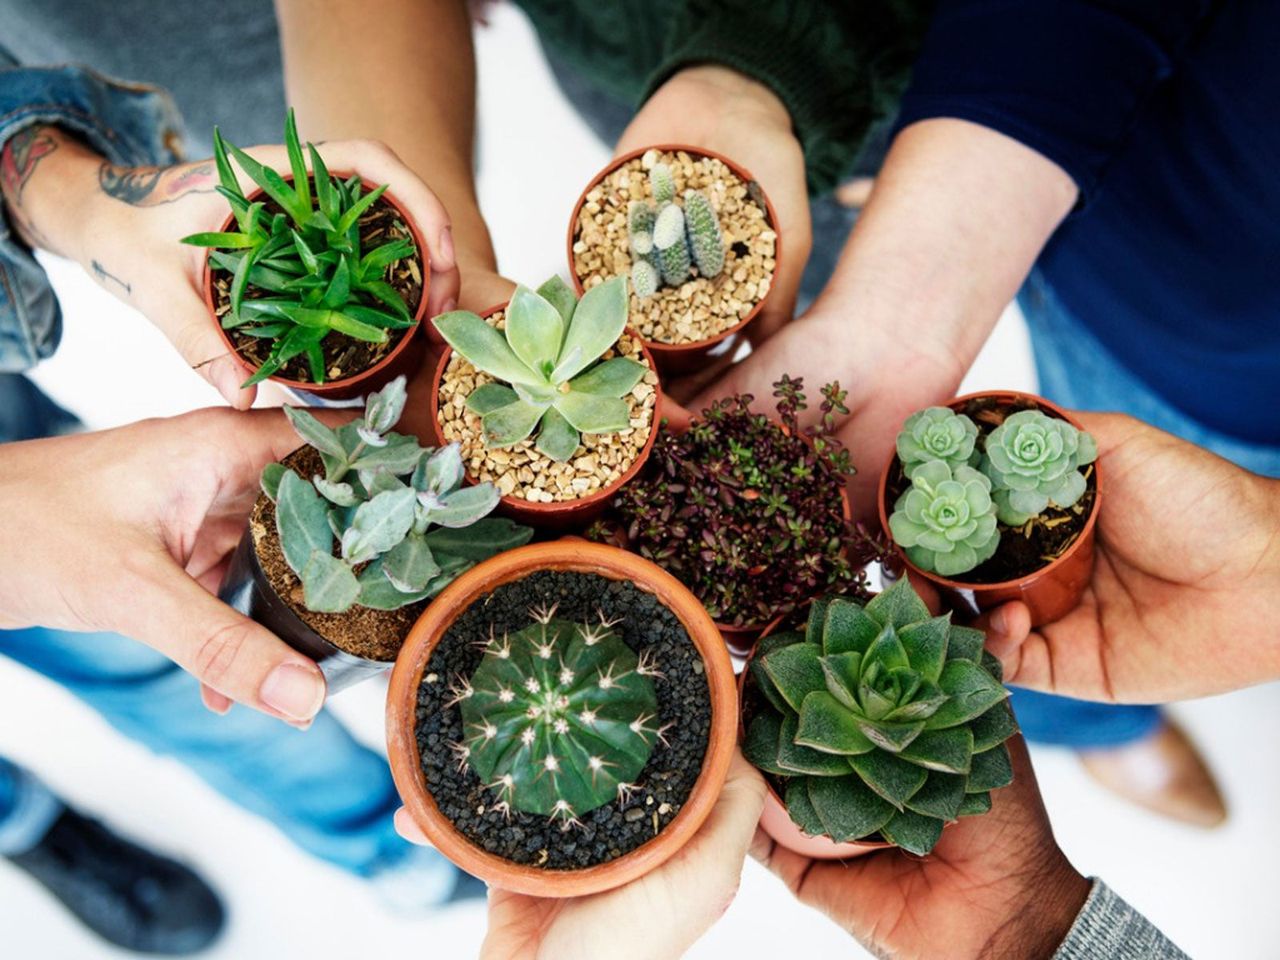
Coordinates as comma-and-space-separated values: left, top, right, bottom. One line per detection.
566, 144, 781, 376
200, 174, 429, 402
386, 540, 738, 897
217, 523, 391, 694
877, 391, 1102, 627
425, 305, 663, 530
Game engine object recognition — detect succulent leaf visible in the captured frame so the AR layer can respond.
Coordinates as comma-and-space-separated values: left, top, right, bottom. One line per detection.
301, 550, 361, 613
505, 285, 565, 376
980, 409, 1097, 524
569, 357, 647, 397
467, 382, 520, 416
275, 470, 332, 578
534, 406, 581, 462
435, 310, 546, 387
890, 461, 1001, 577
896, 407, 980, 479
553, 392, 631, 435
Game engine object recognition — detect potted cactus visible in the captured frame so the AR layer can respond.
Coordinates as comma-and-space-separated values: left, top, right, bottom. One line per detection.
386, 541, 738, 897
878, 392, 1102, 625
589, 375, 872, 653
568, 145, 779, 372
218, 377, 532, 691
428, 275, 661, 527
741, 577, 1018, 859
185, 110, 427, 400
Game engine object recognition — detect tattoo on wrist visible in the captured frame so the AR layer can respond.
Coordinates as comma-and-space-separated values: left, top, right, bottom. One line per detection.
91, 259, 132, 296
1, 126, 59, 204
97, 161, 216, 207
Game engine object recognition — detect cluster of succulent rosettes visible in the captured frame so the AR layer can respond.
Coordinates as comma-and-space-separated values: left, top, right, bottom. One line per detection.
596, 375, 872, 627
627, 162, 725, 299
743, 578, 1017, 856
454, 605, 667, 824
432, 275, 648, 462
262, 376, 532, 613
183, 109, 418, 387
888, 405, 1098, 575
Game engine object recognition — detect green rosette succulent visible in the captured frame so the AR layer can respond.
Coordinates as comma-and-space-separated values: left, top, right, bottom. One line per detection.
981, 409, 1098, 525
743, 578, 1017, 855
889, 460, 1000, 577
896, 407, 979, 478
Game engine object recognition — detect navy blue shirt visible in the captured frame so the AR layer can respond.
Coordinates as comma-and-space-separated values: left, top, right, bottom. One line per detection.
896, 1, 1279, 445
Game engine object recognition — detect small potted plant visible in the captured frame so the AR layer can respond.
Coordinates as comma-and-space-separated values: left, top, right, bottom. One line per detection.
428, 275, 661, 527
568, 146, 779, 373
590, 375, 870, 654
878, 392, 1101, 625
184, 110, 427, 399
386, 540, 737, 897
741, 577, 1018, 859
218, 376, 532, 691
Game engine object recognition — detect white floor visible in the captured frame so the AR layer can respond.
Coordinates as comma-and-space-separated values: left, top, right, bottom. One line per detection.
3, 5, 1276, 958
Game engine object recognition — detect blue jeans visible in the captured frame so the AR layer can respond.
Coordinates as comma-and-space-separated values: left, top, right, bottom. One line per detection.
1010, 269, 1280, 747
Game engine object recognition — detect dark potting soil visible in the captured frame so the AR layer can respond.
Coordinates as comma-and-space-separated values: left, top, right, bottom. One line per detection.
212, 190, 422, 385
886, 395, 1097, 584
250, 448, 426, 661
415, 570, 712, 870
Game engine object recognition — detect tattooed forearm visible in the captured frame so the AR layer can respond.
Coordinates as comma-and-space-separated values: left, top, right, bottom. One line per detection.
91, 259, 132, 296
1, 126, 59, 206
98, 161, 216, 206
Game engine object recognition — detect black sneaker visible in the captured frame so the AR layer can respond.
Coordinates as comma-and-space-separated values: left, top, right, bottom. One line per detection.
6, 809, 224, 954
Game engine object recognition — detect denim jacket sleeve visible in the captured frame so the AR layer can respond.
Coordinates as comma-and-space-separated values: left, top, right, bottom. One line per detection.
0, 51, 185, 371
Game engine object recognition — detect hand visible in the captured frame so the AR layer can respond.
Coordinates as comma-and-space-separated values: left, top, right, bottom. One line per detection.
1, 125, 460, 408
0, 408, 333, 724
394, 751, 767, 960
617, 65, 811, 347
982, 413, 1280, 702
754, 737, 1090, 960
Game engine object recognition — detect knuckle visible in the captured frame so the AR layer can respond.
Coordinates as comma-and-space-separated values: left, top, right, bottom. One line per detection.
192, 619, 253, 691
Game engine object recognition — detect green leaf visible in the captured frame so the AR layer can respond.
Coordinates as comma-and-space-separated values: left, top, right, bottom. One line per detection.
301, 550, 360, 613
424, 518, 532, 560
749, 657, 790, 715
569, 357, 647, 397
807, 775, 895, 843
483, 399, 547, 447
504, 285, 565, 375
879, 808, 944, 856
225, 140, 309, 225
229, 244, 258, 317
863, 623, 910, 672
467, 383, 519, 416
899, 615, 952, 683
308, 143, 336, 222
947, 626, 985, 665
274, 471, 332, 578
284, 108, 311, 214
778, 712, 854, 775
327, 310, 389, 343
804, 597, 832, 648
970, 700, 1018, 752
553, 392, 630, 435
904, 771, 967, 821
360, 278, 412, 320
334, 183, 387, 234
425, 484, 500, 528
284, 407, 347, 459
784, 778, 828, 837
382, 534, 439, 592
822, 599, 882, 655
534, 406, 581, 461
356, 559, 433, 610
554, 275, 628, 381
849, 750, 928, 811
958, 791, 992, 817
866, 577, 931, 629
260, 463, 287, 502
339, 487, 416, 564
898, 726, 974, 774
967, 745, 1014, 792
181, 231, 256, 248
212, 128, 243, 202
321, 257, 352, 309
761, 643, 826, 713
928, 660, 1008, 729
536, 274, 578, 324
742, 712, 788, 776
342, 303, 415, 330
856, 717, 926, 754
360, 237, 416, 278
796, 691, 877, 755
350, 435, 425, 475
818, 651, 862, 710
434, 311, 543, 386
417, 444, 464, 494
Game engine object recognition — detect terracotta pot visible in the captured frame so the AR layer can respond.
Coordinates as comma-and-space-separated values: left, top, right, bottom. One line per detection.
737, 627, 890, 860
200, 174, 429, 402
386, 541, 738, 897
426, 305, 662, 529
566, 144, 781, 375
877, 391, 1102, 627
217, 524, 391, 694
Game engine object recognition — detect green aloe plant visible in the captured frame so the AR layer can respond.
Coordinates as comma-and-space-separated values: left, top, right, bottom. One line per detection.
183, 109, 419, 387
261, 376, 532, 613
743, 578, 1017, 855
432, 275, 648, 462
888, 460, 1001, 578
981, 409, 1098, 525
453, 606, 665, 823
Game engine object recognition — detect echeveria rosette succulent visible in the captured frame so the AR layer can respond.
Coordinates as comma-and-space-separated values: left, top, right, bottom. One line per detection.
432, 275, 648, 462
889, 460, 1000, 578
981, 409, 1099, 526
896, 407, 979, 479
261, 376, 532, 614
742, 578, 1017, 855
455, 609, 663, 823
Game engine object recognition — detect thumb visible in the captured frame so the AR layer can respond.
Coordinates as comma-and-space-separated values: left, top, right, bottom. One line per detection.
119, 549, 326, 722
161, 283, 258, 409
972, 600, 1034, 680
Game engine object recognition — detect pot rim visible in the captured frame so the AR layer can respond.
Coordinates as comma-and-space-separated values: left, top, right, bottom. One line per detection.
564, 143, 781, 356
876, 390, 1104, 592
426, 303, 663, 517
385, 540, 738, 897
200, 171, 429, 395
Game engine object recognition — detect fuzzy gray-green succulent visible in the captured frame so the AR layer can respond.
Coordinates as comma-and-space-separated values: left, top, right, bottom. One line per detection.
261, 376, 532, 613
743, 578, 1017, 856
431, 276, 648, 463
981, 409, 1098, 525
627, 164, 725, 297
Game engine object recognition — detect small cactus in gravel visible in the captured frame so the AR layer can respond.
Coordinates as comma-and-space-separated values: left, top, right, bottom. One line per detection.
653, 204, 692, 286
627, 164, 725, 297
650, 162, 676, 205
683, 190, 725, 279
455, 606, 665, 823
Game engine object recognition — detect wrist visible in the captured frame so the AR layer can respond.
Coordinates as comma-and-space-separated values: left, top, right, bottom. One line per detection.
988, 858, 1090, 960
662, 64, 793, 136
1, 125, 102, 261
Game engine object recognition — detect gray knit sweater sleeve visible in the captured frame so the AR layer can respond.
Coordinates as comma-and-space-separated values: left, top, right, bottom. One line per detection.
1054, 880, 1191, 959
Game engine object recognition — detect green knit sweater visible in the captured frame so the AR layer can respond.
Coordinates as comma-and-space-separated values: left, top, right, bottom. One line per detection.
513, 0, 932, 195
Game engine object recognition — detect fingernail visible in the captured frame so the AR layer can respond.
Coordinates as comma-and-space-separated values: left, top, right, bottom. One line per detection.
437, 226, 456, 269
260, 663, 325, 720
990, 607, 1008, 636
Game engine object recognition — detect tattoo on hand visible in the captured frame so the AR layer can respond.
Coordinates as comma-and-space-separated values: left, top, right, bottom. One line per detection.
1, 127, 59, 205
91, 259, 132, 296
98, 161, 216, 207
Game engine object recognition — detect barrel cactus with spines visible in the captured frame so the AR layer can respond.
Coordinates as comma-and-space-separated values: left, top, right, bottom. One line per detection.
649, 161, 676, 205
743, 578, 1017, 855
683, 189, 725, 279
653, 204, 692, 286
454, 607, 665, 823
